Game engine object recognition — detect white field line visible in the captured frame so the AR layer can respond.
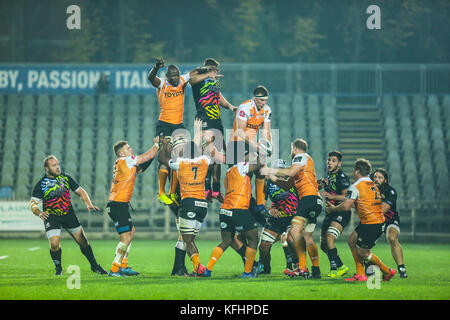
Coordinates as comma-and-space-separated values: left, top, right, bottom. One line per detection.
0, 256, 8, 260
28, 247, 41, 251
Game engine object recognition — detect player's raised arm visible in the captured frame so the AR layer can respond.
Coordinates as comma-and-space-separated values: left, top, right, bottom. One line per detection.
261, 162, 302, 178
189, 66, 221, 85
136, 137, 160, 165
147, 58, 165, 88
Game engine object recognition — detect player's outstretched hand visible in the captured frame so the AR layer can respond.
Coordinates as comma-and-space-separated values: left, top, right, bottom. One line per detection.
38, 211, 49, 221
194, 118, 203, 131
87, 205, 100, 213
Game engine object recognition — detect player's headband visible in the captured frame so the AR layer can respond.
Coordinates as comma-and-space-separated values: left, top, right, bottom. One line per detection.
253, 94, 268, 100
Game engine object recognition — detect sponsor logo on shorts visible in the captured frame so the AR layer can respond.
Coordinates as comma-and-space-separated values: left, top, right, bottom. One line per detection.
236, 225, 244, 232
309, 211, 316, 218
220, 209, 233, 216
45, 222, 50, 228
187, 212, 196, 218
194, 201, 208, 208
336, 216, 343, 222
220, 222, 227, 229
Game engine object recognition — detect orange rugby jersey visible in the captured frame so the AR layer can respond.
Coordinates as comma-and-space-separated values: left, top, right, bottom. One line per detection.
347, 177, 385, 224
222, 162, 252, 210
169, 156, 210, 200
109, 156, 137, 203
157, 73, 190, 125
291, 153, 320, 199
230, 99, 271, 142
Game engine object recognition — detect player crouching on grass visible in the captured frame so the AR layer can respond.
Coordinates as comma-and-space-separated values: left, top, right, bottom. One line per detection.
107, 137, 160, 277
30, 155, 107, 276
326, 159, 396, 282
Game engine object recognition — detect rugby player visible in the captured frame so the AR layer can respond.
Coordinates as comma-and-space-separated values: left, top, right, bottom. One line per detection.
260, 139, 322, 279
326, 159, 396, 282
203, 146, 265, 278
30, 155, 107, 275
163, 119, 214, 276
258, 159, 298, 275
372, 168, 407, 278
318, 150, 350, 278
107, 137, 160, 277
190, 58, 237, 202
229, 85, 272, 217
148, 58, 208, 206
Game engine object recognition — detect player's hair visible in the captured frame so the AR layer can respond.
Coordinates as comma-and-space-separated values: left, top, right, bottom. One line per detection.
43, 155, 58, 168
292, 139, 308, 152
113, 140, 128, 157
203, 58, 220, 67
253, 85, 269, 98
354, 158, 372, 176
374, 168, 390, 185
328, 150, 343, 162
167, 65, 179, 73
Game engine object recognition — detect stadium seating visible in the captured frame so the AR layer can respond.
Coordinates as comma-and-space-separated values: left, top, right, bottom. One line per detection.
0, 92, 448, 216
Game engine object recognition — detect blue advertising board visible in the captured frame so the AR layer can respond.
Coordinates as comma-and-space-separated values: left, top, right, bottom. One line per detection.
0, 64, 195, 95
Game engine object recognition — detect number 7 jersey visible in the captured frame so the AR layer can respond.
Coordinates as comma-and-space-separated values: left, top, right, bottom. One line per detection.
346, 176, 385, 224
169, 156, 210, 200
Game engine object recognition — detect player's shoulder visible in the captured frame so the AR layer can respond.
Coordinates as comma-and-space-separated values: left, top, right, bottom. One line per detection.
239, 100, 253, 110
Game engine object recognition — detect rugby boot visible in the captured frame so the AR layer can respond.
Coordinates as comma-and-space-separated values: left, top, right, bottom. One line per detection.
203, 268, 212, 277
382, 268, 396, 281
327, 270, 340, 279
337, 265, 349, 277
311, 266, 321, 279
120, 267, 140, 276
241, 272, 257, 278
108, 270, 128, 277
196, 264, 206, 277
55, 267, 63, 276
344, 274, 367, 282
398, 267, 408, 278
211, 191, 224, 203
159, 193, 173, 205
298, 268, 312, 279
170, 193, 180, 206
91, 264, 108, 275
252, 260, 264, 275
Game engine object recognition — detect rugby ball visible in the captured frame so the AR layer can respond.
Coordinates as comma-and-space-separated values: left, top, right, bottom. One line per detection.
258, 139, 272, 157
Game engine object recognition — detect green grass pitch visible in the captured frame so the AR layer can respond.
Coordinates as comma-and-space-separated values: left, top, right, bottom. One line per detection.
0, 238, 449, 300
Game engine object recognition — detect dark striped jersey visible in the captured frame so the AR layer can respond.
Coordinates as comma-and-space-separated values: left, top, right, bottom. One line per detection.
192, 78, 221, 120
266, 181, 299, 218
31, 173, 80, 216
321, 169, 351, 206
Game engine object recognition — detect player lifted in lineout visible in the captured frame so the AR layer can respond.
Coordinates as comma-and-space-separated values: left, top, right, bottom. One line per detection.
30, 155, 107, 276
190, 58, 237, 202
261, 139, 322, 279
327, 159, 396, 282
107, 137, 159, 277
318, 150, 350, 278
229, 85, 273, 217
147, 58, 213, 206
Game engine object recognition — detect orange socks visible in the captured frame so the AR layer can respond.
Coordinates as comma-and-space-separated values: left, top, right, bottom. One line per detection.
120, 257, 128, 269
207, 247, 224, 271
190, 253, 200, 272
158, 168, 169, 196
307, 242, 320, 267
111, 262, 120, 273
244, 247, 257, 273
169, 170, 178, 195
295, 238, 308, 270
368, 253, 390, 274
255, 178, 266, 206
351, 249, 365, 275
